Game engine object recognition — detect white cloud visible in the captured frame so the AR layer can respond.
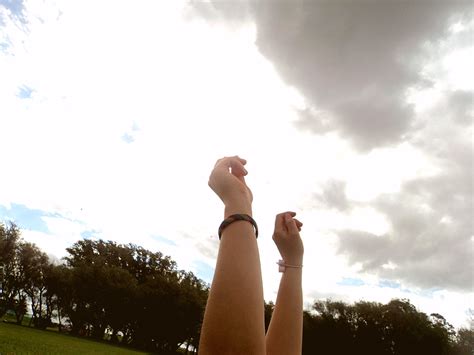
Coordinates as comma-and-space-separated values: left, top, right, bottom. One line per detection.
0, 0, 310, 283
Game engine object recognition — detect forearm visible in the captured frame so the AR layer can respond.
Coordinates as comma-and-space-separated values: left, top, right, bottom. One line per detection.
199, 204, 266, 354
265, 268, 303, 355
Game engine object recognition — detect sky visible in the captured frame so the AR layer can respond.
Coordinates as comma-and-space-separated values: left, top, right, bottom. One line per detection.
0, 0, 472, 329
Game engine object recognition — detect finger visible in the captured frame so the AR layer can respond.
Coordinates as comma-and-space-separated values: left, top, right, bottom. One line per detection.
274, 211, 296, 233
235, 155, 247, 165
214, 156, 247, 174
285, 215, 300, 236
230, 159, 248, 177
214, 157, 227, 168
215, 155, 246, 165
294, 218, 303, 228
294, 218, 303, 231
294, 219, 303, 232
284, 212, 297, 227
274, 213, 288, 234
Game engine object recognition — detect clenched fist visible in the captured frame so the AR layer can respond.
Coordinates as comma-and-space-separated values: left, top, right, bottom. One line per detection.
272, 212, 304, 265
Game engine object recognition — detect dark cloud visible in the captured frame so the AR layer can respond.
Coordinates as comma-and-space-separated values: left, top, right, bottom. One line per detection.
345, 184, 471, 290
313, 179, 350, 212
294, 107, 333, 134
180, 232, 219, 260
195, 236, 219, 260
189, 0, 473, 292
186, 0, 252, 25
337, 177, 472, 291
436, 90, 473, 126
189, 0, 471, 150
335, 90, 473, 291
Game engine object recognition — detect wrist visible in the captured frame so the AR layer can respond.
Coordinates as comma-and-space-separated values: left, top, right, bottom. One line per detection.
277, 259, 303, 273
224, 202, 252, 218
282, 257, 303, 266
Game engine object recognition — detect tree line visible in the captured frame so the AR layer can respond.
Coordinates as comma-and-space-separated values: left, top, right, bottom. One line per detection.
0, 222, 208, 353
1, 221, 473, 354
299, 299, 472, 355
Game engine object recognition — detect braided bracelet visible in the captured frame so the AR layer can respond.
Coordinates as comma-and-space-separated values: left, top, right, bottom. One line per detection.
218, 214, 258, 240
277, 259, 303, 273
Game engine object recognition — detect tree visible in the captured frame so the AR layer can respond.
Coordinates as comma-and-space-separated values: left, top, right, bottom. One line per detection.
62, 239, 208, 352
453, 327, 474, 355
264, 301, 274, 332
44, 263, 71, 331
0, 222, 32, 324
3, 222, 470, 354
18, 242, 52, 328
0, 222, 21, 318
303, 298, 457, 355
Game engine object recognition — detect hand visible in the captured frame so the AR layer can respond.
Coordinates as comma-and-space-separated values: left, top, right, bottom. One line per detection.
208, 156, 253, 208
272, 212, 304, 265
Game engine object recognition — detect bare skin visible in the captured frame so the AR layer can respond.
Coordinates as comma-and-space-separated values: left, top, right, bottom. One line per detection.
199, 156, 304, 355
199, 156, 265, 355
266, 212, 304, 355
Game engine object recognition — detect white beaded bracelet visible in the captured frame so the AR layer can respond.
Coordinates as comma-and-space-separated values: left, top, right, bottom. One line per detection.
277, 259, 303, 273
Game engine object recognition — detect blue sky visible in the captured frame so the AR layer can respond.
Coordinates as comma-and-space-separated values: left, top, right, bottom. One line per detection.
0, 0, 472, 329
17, 85, 32, 99
0, 203, 51, 233
0, 0, 23, 17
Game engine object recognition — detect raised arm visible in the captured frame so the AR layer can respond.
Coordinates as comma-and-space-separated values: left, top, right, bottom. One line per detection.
199, 156, 266, 355
266, 212, 304, 355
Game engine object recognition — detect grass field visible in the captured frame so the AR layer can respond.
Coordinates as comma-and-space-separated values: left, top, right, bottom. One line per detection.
0, 321, 149, 355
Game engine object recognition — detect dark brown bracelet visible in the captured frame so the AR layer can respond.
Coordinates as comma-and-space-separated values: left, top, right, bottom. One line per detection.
218, 214, 258, 240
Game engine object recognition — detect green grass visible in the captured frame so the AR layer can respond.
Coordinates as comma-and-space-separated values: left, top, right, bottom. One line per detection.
1, 313, 32, 326
0, 321, 149, 355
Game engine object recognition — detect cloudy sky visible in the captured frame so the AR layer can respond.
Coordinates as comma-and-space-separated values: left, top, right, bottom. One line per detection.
1, 0, 472, 329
